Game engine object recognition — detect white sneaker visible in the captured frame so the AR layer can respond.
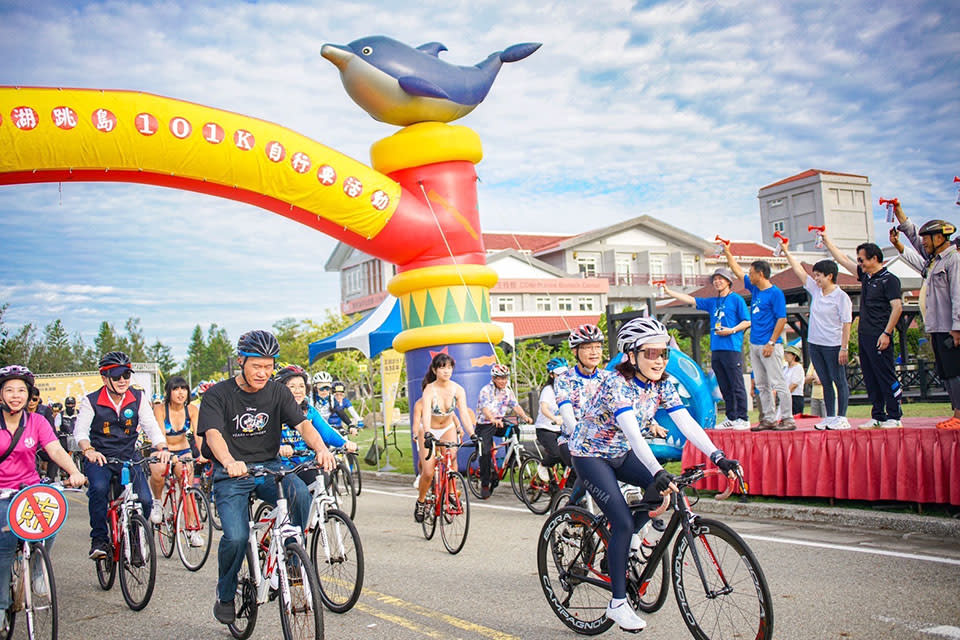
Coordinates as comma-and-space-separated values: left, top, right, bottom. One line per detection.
880, 419, 902, 429
605, 600, 646, 632
859, 419, 882, 430
815, 416, 837, 430
537, 464, 550, 482
732, 419, 752, 431
715, 419, 735, 430
150, 499, 163, 525
829, 417, 852, 430
413, 475, 421, 489
188, 531, 205, 547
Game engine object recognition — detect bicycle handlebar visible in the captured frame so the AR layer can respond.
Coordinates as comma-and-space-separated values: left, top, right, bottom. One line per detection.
247, 460, 314, 479
647, 466, 747, 518
103, 456, 159, 467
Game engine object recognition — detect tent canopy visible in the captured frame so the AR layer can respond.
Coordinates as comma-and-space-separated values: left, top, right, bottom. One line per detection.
309, 295, 515, 363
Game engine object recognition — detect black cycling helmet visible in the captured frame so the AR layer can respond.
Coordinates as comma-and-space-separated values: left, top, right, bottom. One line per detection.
237, 330, 280, 358
274, 365, 309, 387
918, 219, 956, 238
64, 396, 76, 407
332, 381, 346, 393
98, 351, 132, 376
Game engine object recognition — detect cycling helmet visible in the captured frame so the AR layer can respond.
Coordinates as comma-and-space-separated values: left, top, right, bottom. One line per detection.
64, 396, 76, 407
51, 402, 63, 411
0, 365, 36, 390
490, 364, 510, 378
616, 317, 670, 354
332, 381, 346, 393
237, 330, 280, 358
918, 219, 956, 237
568, 324, 604, 348
312, 371, 333, 386
275, 365, 309, 387
98, 351, 132, 376
546, 357, 568, 373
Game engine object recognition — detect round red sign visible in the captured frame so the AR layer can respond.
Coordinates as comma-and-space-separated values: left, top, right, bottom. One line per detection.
6, 485, 68, 541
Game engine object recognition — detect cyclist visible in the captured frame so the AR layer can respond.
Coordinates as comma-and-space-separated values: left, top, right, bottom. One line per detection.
328, 381, 362, 435
0, 365, 85, 625
274, 364, 358, 486
475, 363, 530, 499
197, 330, 336, 626
563, 317, 741, 632
532, 358, 576, 488
311, 371, 333, 415
148, 375, 205, 546
74, 352, 171, 560
414, 353, 476, 520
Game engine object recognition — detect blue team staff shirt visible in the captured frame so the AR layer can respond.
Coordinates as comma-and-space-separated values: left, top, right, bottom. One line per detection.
695, 293, 750, 352
569, 373, 684, 459
743, 274, 786, 345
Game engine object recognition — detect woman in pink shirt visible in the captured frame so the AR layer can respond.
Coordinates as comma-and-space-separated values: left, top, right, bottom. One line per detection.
0, 365, 84, 624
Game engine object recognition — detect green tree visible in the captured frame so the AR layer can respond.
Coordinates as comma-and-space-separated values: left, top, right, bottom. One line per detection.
4, 323, 40, 370
203, 324, 233, 380
70, 333, 96, 371
40, 319, 73, 372
94, 321, 123, 356
124, 317, 147, 362
184, 324, 206, 379
0, 304, 9, 366
147, 340, 177, 378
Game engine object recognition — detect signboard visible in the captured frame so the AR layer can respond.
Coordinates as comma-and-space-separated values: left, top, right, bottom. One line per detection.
380, 349, 404, 427
34, 364, 157, 404
6, 484, 69, 541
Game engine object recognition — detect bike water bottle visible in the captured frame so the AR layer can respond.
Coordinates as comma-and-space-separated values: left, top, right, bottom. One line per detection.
121, 465, 130, 485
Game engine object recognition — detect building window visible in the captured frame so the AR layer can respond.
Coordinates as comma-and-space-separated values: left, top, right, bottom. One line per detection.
769, 198, 783, 207
577, 255, 598, 277
773, 220, 785, 233
496, 296, 515, 313
615, 254, 633, 285
682, 255, 697, 283
558, 296, 573, 311
345, 267, 362, 295
578, 296, 595, 312
535, 296, 552, 312
649, 255, 666, 280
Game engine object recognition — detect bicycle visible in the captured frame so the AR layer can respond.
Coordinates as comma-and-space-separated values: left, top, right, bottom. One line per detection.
519, 460, 571, 515
466, 417, 530, 501
537, 464, 773, 638
420, 439, 470, 555
327, 456, 356, 521
154, 455, 212, 571
1, 486, 62, 640
94, 457, 158, 612
333, 446, 362, 496
228, 463, 324, 640
255, 455, 363, 614
197, 461, 222, 531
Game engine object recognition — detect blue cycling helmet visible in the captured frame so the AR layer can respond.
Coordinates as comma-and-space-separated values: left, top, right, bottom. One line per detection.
546, 357, 568, 374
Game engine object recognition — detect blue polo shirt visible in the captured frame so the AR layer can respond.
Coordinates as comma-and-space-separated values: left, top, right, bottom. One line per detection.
743, 275, 786, 346
695, 293, 750, 352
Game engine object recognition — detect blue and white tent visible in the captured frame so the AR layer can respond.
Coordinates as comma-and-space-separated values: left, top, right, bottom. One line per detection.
308, 295, 403, 362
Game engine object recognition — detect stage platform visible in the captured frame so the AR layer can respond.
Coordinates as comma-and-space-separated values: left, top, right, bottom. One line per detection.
681, 416, 960, 506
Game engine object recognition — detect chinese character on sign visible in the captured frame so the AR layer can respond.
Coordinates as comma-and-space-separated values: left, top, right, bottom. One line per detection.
234, 129, 255, 150
317, 165, 337, 186
266, 141, 285, 162
343, 177, 363, 198
371, 190, 390, 211
12, 107, 38, 130
52, 106, 78, 130
291, 152, 311, 174
92, 109, 117, 132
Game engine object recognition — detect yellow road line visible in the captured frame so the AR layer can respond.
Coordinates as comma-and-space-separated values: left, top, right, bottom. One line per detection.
354, 602, 450, 639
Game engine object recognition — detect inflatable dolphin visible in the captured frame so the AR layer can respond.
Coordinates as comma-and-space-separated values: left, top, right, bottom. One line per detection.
321, 36, 541, 126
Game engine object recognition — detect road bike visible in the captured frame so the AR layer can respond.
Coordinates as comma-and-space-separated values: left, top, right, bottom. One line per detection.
518, 455, 573, 515
466, 417, 530, 501
94, 458, 158, 612
420, 439, 470, 555
154, 455, 212, 571
256, 455, 364, 614
228, 463, 324, 640
537, 464, 773, 639
1, 487, 59, 640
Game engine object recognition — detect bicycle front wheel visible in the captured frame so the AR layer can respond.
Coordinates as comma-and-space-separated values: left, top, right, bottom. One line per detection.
329, 463, 356, 521
507, 451, 528, 501
157, 493, 176, 559
310, 508, 364, 613
229, 545, 259, 640
278, 542, 324, 640
118, 513, 157, 611
346, 452, 362, 495
95, 545, 116, 590
672, 518, 774, 640
519, 456, 551, 514
439, 472, 469, 555
421, 491, 437, 540
25, 543, 57, 640
176, 487, 213, 571
465, 451, 482, 499
536, 506, 614, 636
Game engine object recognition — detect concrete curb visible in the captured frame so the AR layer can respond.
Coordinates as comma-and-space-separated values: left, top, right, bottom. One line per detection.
360, 470, 960, 538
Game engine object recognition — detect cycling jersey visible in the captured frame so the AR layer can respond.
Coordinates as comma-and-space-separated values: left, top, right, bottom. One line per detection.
280, 406, 345, 465
475, 382, 519, 423
555, 367, 612, 439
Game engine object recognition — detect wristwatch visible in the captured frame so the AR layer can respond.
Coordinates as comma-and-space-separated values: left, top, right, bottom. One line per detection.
883, 330, 893, 337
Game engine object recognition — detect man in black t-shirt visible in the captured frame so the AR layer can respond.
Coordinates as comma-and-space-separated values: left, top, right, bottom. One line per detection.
199, 330, 336, 626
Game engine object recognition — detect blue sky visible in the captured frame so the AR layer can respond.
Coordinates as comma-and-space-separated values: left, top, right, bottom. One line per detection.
1, 0, 958, 360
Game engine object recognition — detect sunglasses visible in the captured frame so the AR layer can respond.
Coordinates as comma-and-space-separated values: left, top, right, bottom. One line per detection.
108, 371, 132, 380
637, 347, 670, 361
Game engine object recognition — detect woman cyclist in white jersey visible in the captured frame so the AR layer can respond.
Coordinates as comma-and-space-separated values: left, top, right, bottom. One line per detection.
561, 317, 742, 632
413, 353, 475, 523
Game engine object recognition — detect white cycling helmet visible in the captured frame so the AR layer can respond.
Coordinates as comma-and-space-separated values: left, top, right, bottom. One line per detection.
616, 317, 670, 354
312, 371, 333, 386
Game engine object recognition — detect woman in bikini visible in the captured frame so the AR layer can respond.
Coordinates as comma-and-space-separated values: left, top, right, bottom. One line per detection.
413, 353, 475, 523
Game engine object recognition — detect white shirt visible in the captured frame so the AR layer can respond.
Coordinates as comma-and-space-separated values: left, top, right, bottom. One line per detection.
784, 363, 805, 397
74, 389, 166, 448
804, 276, 852, 347
534, 385, 561, 432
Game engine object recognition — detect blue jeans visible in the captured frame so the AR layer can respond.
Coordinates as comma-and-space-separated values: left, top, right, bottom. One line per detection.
86, 462, 152, 542
571, 452, 655, 600
213, 459, 311, 603
809, 343, 849, 417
